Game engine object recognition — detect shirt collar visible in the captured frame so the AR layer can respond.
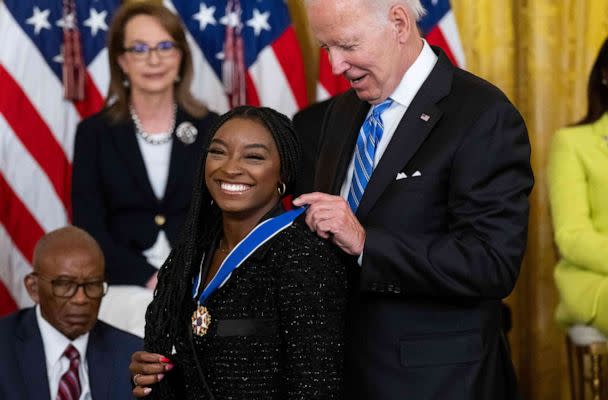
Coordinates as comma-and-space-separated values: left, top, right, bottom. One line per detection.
389, 39, 438, 109
36, 304, 90, 367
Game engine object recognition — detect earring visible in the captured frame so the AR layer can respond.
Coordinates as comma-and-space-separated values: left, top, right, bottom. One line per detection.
277, 182, 286, 196
602, 77, 608, 86
174, 75, 181, 83
123, 78, 130, 88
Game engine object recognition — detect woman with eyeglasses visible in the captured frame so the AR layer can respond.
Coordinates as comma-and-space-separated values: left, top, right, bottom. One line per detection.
71, 2, 217, 336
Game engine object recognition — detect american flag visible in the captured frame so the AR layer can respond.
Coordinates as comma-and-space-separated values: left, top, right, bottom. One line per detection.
0, 0, 119, 316
317, 0, 466, 100
0, 0, 307, 316
167, 0, 308, 115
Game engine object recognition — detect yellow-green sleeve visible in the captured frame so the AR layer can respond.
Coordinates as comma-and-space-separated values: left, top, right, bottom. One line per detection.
548, 129, 608, 274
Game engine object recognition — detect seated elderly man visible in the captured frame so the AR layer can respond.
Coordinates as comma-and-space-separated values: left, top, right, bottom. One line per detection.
0, 226, 142, 399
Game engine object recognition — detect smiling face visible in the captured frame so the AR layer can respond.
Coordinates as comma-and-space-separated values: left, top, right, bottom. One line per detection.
118, 14, 182, 99
25, 237, 105, 340
306, 0, 412, 104
205, 117, 282, 222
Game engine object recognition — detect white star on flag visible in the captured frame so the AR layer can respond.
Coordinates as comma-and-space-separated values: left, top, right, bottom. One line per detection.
56, 13, 75, 30
83, 8, 108, 37
246, 9, 271, 36
193, 3, 217, 31
26, 6, 51, 35
53, 50, 64, 64
220, 11, 241, 29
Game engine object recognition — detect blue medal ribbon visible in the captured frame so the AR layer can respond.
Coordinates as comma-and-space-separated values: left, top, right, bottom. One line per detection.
192, 207, 306, 305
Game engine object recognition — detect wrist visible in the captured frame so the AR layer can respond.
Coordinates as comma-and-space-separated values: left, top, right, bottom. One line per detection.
354, 230, 366, 256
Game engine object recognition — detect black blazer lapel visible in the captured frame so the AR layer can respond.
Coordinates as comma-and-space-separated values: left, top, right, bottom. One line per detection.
315, 93, 371, 194
110, 119, 158, 202
164, 108, 193, 203
16, 309, 51, 400
87, 323, 112, 400
356, 49, 454, 220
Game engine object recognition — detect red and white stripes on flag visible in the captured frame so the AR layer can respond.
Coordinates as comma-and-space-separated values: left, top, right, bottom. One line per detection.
0, 0, 113, 315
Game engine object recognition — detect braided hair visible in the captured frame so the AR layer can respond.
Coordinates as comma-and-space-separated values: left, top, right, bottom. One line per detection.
144, 106, 301, 397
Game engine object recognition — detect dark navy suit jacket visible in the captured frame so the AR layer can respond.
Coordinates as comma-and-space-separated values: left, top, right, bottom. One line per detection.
310, 48, 533, 399
0, 308, 142, 400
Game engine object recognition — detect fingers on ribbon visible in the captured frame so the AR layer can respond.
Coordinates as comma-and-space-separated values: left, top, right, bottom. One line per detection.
307, 211, 331, 235
316, 215, 334, 230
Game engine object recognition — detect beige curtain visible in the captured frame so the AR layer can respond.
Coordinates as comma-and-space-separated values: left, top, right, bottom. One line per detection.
451, 1, 608, 398
288, 0, 608, 398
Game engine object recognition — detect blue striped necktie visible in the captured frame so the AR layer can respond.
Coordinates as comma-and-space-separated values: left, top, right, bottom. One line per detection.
347, 98, 393, 213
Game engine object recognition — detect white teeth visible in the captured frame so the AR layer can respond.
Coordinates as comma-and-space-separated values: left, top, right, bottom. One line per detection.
220, 182, 251, 192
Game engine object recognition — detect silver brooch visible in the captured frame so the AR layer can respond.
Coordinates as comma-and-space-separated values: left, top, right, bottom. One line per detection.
176, 122, 198, 145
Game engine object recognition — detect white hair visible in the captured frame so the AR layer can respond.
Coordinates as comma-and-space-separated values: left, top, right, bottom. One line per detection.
403, 0, 427, 21
373, 0, 427, 21
303, 0, 427, 22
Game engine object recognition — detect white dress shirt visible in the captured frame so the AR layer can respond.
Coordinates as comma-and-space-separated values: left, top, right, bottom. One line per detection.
36, 305, 91, 400
340, 39, 438, 199
136, 133, 173, 269
339, 39, 438, 264
136, 133, 172, 201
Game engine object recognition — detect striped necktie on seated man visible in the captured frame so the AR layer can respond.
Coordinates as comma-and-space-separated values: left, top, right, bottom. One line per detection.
57, 344, 81, 400
347, 98, 393, 213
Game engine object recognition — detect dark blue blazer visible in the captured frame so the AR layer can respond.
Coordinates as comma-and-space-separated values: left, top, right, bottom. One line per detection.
0, 308, 142, 400
72, 107, 217, 285
312, 48, 533, 399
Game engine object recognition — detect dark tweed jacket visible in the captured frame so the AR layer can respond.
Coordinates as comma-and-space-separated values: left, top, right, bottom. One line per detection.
153, 222, 349, 400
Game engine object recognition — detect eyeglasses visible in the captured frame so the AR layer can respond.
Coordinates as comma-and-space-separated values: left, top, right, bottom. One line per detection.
123, 41, 179, 60
31, 273, 108, 299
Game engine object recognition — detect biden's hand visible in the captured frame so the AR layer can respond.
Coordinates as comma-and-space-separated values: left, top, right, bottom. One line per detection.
293, 192, 365, 256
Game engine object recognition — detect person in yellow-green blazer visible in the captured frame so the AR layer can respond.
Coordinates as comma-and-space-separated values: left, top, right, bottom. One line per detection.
548, 37, 608, 334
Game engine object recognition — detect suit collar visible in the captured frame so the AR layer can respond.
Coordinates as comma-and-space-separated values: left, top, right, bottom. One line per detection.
110, 106, 196, 204
87, 322, 113, 400
164, 108, 196, 202
325, 97, 371, 194
356, 47, 454, 220
390, 39, 439, 109
15, 308, 52, 400
110, 115, 158, 202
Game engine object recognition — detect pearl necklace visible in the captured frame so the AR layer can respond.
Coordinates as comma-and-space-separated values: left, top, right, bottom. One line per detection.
129, 103, 177, 145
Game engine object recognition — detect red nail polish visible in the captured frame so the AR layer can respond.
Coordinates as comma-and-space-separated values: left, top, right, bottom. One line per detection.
165, 363, 174, 371
159, 356, 170, 363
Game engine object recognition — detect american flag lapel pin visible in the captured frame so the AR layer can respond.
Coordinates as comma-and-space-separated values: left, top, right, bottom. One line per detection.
420, 113, 430, 122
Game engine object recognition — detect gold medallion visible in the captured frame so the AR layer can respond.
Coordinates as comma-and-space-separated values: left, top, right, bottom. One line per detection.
191, 305, 211, 336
